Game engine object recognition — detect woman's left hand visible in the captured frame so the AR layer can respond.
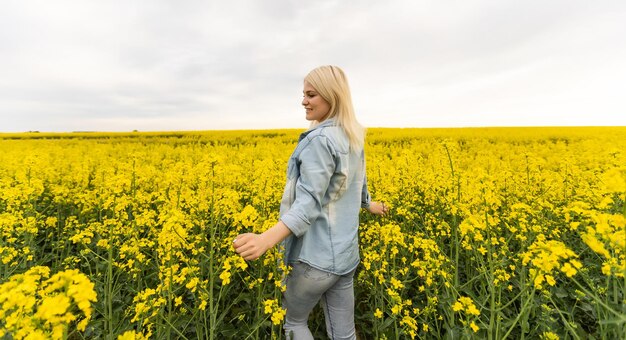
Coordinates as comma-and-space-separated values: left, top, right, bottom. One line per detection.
367, 201, 389, 216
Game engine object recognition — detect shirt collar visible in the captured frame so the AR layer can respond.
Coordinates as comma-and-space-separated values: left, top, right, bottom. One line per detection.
299, 118, 337, 142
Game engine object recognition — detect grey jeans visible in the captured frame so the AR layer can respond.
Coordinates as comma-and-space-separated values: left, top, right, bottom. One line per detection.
283, 262, 357, 340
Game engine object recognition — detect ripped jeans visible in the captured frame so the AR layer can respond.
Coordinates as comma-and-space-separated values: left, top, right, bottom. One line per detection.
283, 261, 357, 340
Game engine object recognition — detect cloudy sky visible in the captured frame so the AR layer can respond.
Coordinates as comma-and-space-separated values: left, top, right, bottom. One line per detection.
1, 0, 625, 132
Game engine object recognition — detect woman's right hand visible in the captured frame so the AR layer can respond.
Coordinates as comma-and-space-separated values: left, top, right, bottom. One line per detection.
233, 233, 270, 261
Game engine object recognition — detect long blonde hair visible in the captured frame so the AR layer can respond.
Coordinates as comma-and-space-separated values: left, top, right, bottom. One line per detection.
305, 65, 365, 152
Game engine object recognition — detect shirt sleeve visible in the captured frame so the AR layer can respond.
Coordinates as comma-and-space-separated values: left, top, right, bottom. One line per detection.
360, 149, 371, 208
280, 135, 336, 237
361, 172, 371, 209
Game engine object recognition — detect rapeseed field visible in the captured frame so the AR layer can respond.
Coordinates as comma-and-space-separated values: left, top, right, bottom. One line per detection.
0, 127, 624, 339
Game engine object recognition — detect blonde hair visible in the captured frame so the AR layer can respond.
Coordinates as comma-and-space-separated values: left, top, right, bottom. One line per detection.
305, 65, 365, 152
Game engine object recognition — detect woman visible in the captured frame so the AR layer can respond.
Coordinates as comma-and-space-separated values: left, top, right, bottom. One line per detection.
233, 65, 387, 339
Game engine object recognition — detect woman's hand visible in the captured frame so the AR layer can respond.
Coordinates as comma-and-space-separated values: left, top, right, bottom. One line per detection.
233, 233, 270, 261
233, 221, 292, 261
367, 201, 389, 216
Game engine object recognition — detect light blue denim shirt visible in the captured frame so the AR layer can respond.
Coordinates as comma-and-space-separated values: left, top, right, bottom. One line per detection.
279, 119, 371, 275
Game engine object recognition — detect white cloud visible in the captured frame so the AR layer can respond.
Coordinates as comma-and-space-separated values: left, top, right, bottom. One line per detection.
1, 0, 625, 132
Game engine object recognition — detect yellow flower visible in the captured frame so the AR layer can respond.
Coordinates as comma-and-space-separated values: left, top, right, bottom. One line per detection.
466, 304, 480, 316
581, 233, 610, 258
534, 273, 545, 288
0, 266, 96, 338
35, 295, 71, 320
219, 270, 231, 285
374, 308, 383, 318
390, 277, 404, 290
262, 299, 286, 325
560, 262, 577, 277
185, 277, 199, 291
263, 300, 274, 314
452, 296, 480, 316
118, 331, 137, 340
541, 331, 560, 340
271, 308, 286, 325
117, 330, 149, 340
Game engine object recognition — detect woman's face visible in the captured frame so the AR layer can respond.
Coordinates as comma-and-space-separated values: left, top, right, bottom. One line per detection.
302, 81, 331, 122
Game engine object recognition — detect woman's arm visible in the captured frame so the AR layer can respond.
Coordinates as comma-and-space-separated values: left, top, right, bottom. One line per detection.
233, 201, 388, 261
233, 221, 292, 261
234, 136, 336, 261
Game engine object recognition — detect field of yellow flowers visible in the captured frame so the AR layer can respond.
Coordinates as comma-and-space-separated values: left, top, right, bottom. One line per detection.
0, 127, 624, 339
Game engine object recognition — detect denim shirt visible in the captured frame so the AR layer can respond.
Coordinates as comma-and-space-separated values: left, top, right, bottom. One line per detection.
279, 119, 371, 275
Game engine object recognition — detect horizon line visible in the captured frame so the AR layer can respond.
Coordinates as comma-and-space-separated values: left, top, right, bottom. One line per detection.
2, 125, 626, 135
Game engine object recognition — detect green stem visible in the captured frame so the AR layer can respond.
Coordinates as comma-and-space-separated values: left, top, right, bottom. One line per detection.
483, 199, 496, 340
255, 271, 263, 339
443, 144, 460, 289
548, 296, 580, 340
107, 221, 114, 340
209, 163, 216, 340
167, 249, 173, 340
243, 315, 271, 340
501, 286, 536, 340
160, 313, 190, 340
571, 277, 624, 320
